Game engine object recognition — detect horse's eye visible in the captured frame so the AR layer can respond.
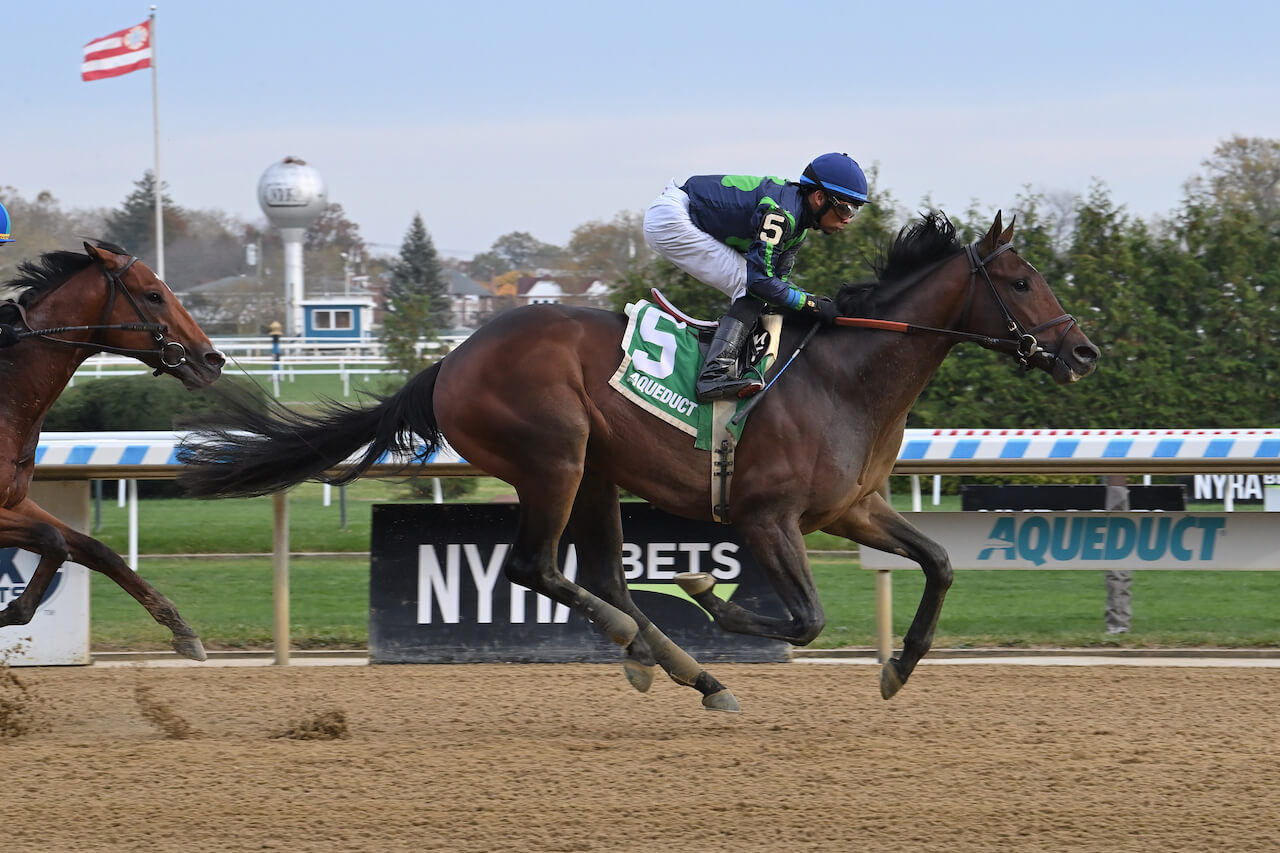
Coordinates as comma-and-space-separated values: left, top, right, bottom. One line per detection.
1011, 279, 1030, 292
146, 291, 164, 304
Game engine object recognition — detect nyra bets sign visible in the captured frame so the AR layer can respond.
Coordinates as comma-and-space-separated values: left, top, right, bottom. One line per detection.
369, 503, 789, 663
0, 548, 90, 665
860, 512, 1280, 571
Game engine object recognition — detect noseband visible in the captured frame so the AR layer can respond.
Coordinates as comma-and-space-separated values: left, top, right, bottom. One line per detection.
963, 242, 1077, 370
3, 255, 188, 371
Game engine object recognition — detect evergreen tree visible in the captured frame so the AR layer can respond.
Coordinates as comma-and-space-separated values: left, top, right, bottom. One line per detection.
379, 213, 450, 374
102, 171, 188, 263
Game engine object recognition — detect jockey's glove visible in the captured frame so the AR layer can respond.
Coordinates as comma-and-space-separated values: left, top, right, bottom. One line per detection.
800, 294, 841, 325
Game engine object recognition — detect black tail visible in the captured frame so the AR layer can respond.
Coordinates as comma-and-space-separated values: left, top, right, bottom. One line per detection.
178, 362, 445, 498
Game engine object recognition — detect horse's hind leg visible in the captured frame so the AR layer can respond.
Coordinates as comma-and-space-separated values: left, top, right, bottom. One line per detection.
486, 449, 641, 651
0, 507, 74, 631
568, 469, 739, 712
4, 500, 205, 661
822, 492, 953, 700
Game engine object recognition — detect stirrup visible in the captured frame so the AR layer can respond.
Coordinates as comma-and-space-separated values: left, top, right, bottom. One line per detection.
696, 374, 764, 402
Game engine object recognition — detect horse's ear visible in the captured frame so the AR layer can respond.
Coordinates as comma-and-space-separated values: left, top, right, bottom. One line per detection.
83, 241, 125, 270
977, 210, 1004, 256
999, 214, 1017, 246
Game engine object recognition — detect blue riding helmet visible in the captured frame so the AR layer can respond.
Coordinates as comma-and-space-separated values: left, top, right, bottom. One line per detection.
798, 152, 870, 205
0, 201, 12, 243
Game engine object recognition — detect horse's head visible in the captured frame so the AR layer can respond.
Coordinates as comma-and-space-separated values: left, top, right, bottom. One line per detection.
963, 212, 1099, 383
81, 242, 225, 389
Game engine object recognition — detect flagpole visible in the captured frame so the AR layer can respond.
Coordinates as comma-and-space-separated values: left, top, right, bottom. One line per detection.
150, 5, 164, 280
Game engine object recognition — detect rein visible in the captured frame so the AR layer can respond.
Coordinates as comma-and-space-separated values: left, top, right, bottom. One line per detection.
1, 255, 189, 371
833, 240, 1077, 370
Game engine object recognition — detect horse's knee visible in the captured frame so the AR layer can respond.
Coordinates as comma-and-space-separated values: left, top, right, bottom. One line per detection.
920, 545, 953, 589
930, 561, 954, 590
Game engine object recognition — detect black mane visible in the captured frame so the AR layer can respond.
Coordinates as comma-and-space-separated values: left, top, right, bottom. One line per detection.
1, 240, 129, 306
835, 212, 963, 315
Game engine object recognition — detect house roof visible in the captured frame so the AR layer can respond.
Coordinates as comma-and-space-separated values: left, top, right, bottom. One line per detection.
515, 275, 606, 296
445, 268, 492, 297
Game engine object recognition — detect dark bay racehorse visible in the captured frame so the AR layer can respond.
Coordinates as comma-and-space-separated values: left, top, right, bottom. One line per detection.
0, 242, 224, 659
180, 212, 1098, 707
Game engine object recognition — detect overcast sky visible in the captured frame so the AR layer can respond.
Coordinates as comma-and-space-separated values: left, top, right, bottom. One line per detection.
8, 0, 1279, 259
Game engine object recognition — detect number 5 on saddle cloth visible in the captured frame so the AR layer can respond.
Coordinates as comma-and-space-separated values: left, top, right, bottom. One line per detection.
608, 298, 782, 452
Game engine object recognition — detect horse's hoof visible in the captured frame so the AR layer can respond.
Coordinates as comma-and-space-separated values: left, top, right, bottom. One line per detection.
880, 658, 904, 700
701, 689, 741, 713
172, 634, 207, 662
675, 572, 715, 596
623, 659, 656, 693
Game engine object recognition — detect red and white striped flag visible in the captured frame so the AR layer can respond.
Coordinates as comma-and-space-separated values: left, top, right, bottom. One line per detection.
81, 21, 152, 81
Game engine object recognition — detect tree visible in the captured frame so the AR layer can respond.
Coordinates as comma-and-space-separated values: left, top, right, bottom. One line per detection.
1189, 136, 1280, 230
566, 211, 651, 281
300, 203, 367, 289
0, 187, 109, 282
379, 213, 450, 374
102, 171, 189, 264
470, 231, 566, 282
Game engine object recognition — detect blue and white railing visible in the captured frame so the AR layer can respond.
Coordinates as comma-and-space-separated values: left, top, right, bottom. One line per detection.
35, 428, 1280, 479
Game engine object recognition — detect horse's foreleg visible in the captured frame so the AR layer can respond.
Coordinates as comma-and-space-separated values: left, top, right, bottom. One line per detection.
677, 518, 825, 645
568, 471, 738, 712
9, 499, 206, 661
822, 492, 953, 700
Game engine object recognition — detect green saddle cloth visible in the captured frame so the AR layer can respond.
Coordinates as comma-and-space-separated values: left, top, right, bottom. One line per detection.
609, 300, 769, 450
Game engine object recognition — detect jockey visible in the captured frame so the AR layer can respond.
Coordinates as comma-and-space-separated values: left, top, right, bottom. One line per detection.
643, 152, 869, 401
0, 200, 13, 244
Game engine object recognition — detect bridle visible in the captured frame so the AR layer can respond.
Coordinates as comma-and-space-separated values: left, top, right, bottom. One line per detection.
834, 240, 1079, 371
961, 241, 1077, 370
2, 255, 189, 372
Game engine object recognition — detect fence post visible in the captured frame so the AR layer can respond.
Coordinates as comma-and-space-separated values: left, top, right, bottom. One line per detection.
273, 491, 290, 665
1103, 475, 1132, 634
876, 479, 894, 662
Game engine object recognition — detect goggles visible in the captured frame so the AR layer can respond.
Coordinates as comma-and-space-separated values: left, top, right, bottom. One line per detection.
828, 195, 862, 220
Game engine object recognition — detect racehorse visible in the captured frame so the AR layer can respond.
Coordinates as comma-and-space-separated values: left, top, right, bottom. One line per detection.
0, 241, 224, 659
179, 211, 1098, 708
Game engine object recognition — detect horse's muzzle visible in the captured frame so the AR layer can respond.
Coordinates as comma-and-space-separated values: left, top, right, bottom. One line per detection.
171, 348, 225, 389
1056, 337, 1100, 384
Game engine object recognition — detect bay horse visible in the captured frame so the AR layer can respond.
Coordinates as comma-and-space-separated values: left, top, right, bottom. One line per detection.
0, 241, 224, 659
180, 212, 1098, 708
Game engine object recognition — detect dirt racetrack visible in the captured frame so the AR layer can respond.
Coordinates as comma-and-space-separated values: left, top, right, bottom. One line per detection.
2, 660, 1278, 853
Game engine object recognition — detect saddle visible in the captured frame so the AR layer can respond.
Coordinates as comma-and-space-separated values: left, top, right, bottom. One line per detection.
649, 289, 776, 392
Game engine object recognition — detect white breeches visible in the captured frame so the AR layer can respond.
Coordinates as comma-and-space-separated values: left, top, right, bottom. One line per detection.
642, 181, 748, 301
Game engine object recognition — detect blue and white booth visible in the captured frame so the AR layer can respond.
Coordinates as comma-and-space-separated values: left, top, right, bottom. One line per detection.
301, 295, 376, 341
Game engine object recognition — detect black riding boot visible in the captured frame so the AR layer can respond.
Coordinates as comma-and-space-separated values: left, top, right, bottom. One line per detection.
695, 298, 765, 401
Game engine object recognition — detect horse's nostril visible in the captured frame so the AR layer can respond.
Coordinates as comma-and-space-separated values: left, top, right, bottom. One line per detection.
1075, 344, 1100, 364
206, 350, 226, 368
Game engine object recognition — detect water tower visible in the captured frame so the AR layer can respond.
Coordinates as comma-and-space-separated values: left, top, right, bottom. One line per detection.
257, 156, 327, 337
